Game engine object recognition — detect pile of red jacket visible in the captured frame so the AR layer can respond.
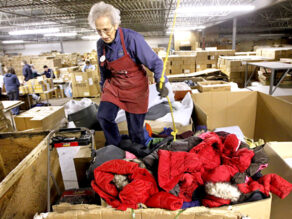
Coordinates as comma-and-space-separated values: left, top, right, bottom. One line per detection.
91, 132, 292, 210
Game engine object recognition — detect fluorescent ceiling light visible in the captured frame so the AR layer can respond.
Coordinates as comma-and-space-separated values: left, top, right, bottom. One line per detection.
9, 28, 60, 35
18, 21, 57, 26
177, 5, 255, 14
44, 32, 77, 37
2, 40, 24, 44
81, 35, 100, 40
166, 26, 206, 34
175, 5, 255, 17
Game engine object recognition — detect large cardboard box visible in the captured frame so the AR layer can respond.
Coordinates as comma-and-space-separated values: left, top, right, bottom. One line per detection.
40, 196, 271, 219
263, 142, 292, 218
192, 91, 292, 141
14, 106, 65, 131
198, 81, 231, 92
71, 71, 100, 98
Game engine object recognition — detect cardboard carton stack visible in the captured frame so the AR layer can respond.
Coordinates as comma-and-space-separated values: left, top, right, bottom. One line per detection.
162, 55, 196, 74
71, 69, 100, 98
195, 50, 235, 71
83, 50, 98, 65
256, 47, 292, 60
0, 102, 13, 132
280, 58, 292, 64
258, 67, 292, 87
19, 76, 54, 95
56, 66, 80, 82
30, 56, 62, 73
217, 56, 271, 86
14, 106, 65, 131
0, 55, 33, 76
174, 50, 197, 56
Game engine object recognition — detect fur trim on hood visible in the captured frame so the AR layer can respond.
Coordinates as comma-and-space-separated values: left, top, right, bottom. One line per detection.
205, 182, 241, 202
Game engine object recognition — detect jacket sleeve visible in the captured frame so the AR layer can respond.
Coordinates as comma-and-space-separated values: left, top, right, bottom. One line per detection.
22, 66, 28, 77
130, 33, 167, 83
15, 75, 20, 87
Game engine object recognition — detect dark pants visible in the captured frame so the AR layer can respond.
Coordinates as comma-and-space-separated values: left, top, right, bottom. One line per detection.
97, 101, 145, 146
7, 90, 20, 115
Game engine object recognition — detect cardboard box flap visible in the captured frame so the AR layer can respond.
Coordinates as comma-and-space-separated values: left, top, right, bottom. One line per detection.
192, 91, 257, 138
255, 92, 292, 141
49, 203, 242, 219
263, 142, 292, 219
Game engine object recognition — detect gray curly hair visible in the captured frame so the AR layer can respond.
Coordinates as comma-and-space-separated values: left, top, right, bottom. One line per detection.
88, 1, 121, 29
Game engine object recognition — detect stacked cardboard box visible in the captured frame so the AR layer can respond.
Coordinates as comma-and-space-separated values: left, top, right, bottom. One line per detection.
162, 55, 196, 74
198, 81, 231, 92
256, 48, 292, 60
0, 55, 34, 76
56, 66, 80, 82
19, 76, 54, 94
14, 106, 65, 131
258, 68, 292, 87
280, 58, 292, 64
83, 50, 98, 65
30, 56, 62, 73
196, 50, 235, 71
217, 56, 271, 86
71, 70, 100, 98
0, 102, 13, 132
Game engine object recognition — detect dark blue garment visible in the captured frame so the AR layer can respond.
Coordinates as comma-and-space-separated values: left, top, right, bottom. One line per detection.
7, 91, 20, 115
181, 200, 201, 209
43, 69, 55, 78
97, 27, 167, 87
22, 64, 33, 81
4, 73, 20, 92
97, 101, 146, 146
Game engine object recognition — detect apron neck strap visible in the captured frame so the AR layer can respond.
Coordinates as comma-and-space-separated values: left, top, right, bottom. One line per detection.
119, 28, 127, 55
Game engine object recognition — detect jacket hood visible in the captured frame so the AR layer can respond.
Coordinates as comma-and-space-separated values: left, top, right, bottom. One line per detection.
5, 73, 13, 77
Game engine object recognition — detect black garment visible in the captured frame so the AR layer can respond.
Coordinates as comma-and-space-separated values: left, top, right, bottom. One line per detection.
237, 191, 268, 204
246, 145, 268, 176
118, 135, 165, 158
142, 136, 202, 171
86, 145, 125, 182
145, 102, 170, 120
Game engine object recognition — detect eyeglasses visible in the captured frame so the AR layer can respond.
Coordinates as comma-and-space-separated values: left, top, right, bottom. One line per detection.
96, 26, 114, 35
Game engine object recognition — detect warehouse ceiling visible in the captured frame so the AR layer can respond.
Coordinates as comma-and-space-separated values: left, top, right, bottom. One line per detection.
0, 0, 290, 43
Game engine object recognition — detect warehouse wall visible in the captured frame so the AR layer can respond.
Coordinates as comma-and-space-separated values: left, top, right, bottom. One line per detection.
1, 36, 169, 56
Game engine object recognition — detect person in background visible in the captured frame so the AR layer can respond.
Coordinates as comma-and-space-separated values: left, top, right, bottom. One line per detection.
31, 64, 41, 78
82, 60, 96, 72
0, 64, 6, 97
88, 2, 168, 146
0, 72, 3, 97
21, 60, 33, 82
4, 67, 20, 115
42, 65, 55, 78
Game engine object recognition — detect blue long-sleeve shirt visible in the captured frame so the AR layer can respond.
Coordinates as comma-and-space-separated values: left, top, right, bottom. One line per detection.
97, 28, 166, 87
4, 73, 20, 92
22, 64, 33, 81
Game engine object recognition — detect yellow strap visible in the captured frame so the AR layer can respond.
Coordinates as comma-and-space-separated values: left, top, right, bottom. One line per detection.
159, 0, 181, 141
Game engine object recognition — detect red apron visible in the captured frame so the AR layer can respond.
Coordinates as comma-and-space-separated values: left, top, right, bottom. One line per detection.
100, 28, 149, 114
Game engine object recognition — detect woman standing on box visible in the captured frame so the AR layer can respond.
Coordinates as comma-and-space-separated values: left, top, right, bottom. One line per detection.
88, 1, 169, 146
4, 67, 20, 115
